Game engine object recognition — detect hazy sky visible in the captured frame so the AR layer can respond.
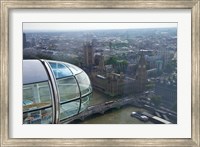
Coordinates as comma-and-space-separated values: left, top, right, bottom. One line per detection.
23, 22, 177, 32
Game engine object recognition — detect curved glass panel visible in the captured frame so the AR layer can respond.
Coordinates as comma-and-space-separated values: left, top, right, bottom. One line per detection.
60, 99, 80, 120
23, 81, 53, 124
64, 62, 83, 75
23, 60, 49, 84
48, 62, 73, 78
80, 94, 91, 112
76, 72, 92, 97
57, 77, 80, 102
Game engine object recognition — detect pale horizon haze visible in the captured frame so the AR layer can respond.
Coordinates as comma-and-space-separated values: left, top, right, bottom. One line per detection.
23, 22, 177, 32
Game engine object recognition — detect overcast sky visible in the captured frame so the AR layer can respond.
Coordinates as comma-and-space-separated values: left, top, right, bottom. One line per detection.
23, 22, 177, 32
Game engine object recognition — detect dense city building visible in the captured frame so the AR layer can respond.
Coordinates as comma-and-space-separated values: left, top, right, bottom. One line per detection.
155, 81, 177, 109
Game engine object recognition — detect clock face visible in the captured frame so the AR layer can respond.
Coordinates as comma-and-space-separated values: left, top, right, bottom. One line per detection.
138, 65, 141, 68
143, 65, 146, 68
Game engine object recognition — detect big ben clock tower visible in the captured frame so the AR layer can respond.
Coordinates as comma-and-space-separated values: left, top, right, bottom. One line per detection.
135, 53, 147, 92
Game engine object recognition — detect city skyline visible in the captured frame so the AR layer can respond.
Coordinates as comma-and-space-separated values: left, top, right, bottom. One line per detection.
23, 22, 177, 32
23, 26, 177, 124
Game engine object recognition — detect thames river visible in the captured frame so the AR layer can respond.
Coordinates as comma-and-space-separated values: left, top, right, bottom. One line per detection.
77, 90, 153, 124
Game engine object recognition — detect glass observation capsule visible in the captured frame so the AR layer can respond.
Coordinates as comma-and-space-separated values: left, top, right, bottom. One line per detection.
23, 59, 92, 124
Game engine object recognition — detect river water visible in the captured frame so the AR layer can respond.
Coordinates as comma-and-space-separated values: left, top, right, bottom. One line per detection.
77, 90, 153, 124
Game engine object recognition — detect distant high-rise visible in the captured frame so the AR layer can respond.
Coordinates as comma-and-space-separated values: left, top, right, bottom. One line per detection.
109, 41, 112, 52
31, 38, 36, 47
23, 33, 27, 49
83, 42, 94, 67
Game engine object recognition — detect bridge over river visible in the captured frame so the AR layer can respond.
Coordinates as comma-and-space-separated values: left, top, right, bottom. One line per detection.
61, 96, 138, 123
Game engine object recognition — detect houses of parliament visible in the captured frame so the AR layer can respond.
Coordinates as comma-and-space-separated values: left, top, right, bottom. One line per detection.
83, 41, 147, 97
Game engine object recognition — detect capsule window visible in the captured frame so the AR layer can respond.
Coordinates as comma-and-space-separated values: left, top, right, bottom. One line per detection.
23, 81, 53, 124
57, 77, 80, 102
80, 94, 91, 112
60, 99, 80, 120
49, 62, 73, 78
64, 62, 83, 75
76, 72, 92, 97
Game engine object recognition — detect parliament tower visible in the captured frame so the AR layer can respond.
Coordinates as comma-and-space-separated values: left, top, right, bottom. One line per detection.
135, 53, 147, 92
83, 42, 94, 67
